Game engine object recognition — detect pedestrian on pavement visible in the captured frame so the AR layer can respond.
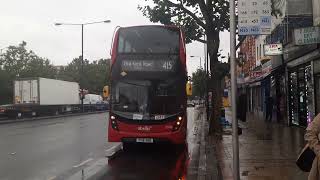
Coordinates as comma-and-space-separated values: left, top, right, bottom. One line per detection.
305, 113, 320, 180
265, 96, 273, 122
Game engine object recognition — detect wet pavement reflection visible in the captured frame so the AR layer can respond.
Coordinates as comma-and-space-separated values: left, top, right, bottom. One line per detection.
99, 108, 200, 180
101, 144, 189, 180
218, 110, 309, 180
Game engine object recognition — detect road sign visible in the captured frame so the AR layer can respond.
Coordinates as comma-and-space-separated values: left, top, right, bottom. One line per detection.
264, 44, 283, 56
238, 0, 272, 35
294, 26, 320, 45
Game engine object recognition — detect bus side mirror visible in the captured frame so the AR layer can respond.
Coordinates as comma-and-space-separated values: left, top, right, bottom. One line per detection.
186, 82, 192, 96
103, 86, 109, 98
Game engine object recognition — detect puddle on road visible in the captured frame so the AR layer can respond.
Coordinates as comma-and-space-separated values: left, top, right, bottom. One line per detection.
101, 144, 189, 180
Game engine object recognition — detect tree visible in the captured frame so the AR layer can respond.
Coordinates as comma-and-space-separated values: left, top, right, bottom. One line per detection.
192, 68, 206, 98
58, 57, 110, 95
139, 0, 230, 135
83, 59, 111, 94
0, 41, 57, 104
0, 41, 110, 105
0, 69, 11, 104
1, 41, 56, 79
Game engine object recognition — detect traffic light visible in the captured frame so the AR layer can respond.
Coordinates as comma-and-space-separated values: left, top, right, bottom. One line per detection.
103, 86, 109, 98
186, 82, 192, 96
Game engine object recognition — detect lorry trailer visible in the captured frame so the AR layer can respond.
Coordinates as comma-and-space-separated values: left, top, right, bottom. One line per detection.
0, 78, 107, 119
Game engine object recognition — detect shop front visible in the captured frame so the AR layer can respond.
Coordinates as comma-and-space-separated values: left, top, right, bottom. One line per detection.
313, 59, 320, 115
284, 41, 320, 126
288, 63, 313, 127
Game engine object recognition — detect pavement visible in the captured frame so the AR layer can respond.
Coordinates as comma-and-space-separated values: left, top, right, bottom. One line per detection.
211, 109, 309, 180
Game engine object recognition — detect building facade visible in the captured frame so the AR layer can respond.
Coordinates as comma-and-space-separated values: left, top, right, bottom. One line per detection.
237, 0, 319, 127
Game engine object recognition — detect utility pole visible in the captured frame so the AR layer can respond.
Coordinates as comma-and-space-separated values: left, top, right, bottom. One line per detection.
81, 24, 84, 112
230, 0, 240, 179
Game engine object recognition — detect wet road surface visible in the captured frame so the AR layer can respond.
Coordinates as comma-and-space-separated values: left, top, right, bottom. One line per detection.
0, 108, 201, 180
98, 108, 201, 180
0, 113, 113, 180
102, 144, 189, 180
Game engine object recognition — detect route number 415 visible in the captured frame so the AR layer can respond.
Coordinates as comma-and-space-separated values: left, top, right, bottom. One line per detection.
162, 61, 173, 70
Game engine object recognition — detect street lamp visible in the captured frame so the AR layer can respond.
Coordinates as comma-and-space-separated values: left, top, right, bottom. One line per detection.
190, 55, 203, 69
55, 19, 111, 112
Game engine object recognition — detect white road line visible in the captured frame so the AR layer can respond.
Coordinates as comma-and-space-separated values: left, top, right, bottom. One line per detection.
73, 158, 93, 168
47, 176, 56, 180
106, 145, 119, 152
105, 144, 122, 157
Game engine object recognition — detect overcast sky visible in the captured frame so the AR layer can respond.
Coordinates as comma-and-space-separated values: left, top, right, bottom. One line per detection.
0, 0, 229, 75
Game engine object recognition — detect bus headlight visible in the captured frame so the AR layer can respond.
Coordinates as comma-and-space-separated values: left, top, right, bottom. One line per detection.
110, 115, 118, 130
173, 116, 183, 132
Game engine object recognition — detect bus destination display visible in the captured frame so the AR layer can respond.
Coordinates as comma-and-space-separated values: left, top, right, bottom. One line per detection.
121, 60, 176, 72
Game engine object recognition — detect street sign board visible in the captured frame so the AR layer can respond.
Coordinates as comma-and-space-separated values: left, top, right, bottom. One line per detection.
264, 43, 283, 56
313, 0, 320, 26
294, 26, 320, 45
238, 0, 272, 35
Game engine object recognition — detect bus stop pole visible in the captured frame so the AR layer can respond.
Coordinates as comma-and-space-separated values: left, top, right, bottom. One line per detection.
229, 0, 240, 179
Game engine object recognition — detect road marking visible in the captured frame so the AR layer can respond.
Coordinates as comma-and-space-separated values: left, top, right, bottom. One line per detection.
105, 144, 122, 158
73, 158, 93, 168
47, 176, 56, 180
106, 145, 119, 152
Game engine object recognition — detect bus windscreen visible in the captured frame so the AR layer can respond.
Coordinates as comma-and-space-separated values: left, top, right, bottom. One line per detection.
111, 79, 183, 120
118, 26, 180, 54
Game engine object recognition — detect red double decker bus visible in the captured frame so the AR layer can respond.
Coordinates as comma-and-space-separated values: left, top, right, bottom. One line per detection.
108, 25, 187, 148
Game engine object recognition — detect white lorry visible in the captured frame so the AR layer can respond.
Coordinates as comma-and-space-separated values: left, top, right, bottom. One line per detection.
4, 78, 81, 118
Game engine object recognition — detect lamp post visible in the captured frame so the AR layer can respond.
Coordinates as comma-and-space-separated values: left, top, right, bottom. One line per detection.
229, 0, 240, 178
55, 20, 111, 112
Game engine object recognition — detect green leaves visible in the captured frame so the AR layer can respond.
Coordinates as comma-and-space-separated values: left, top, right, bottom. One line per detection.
191, 68, 206, 98
0, 42, 111, 105
0, 42, 57, 104
0, 41, 56, 79
56, 57, 110, 94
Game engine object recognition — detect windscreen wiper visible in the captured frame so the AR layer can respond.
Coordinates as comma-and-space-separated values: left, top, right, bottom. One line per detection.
121, 81, 150, 87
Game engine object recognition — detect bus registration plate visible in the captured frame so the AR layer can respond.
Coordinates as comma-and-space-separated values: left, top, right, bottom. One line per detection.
136, 138, 154, 143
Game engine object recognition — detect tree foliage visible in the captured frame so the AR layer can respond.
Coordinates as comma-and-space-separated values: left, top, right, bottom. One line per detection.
1, 41, 57, 79
139, 0, 229, 45
0, 42, 57, 104
0, 42, 110, 105
57, 57, 110, 94
192, 68, 206, 98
